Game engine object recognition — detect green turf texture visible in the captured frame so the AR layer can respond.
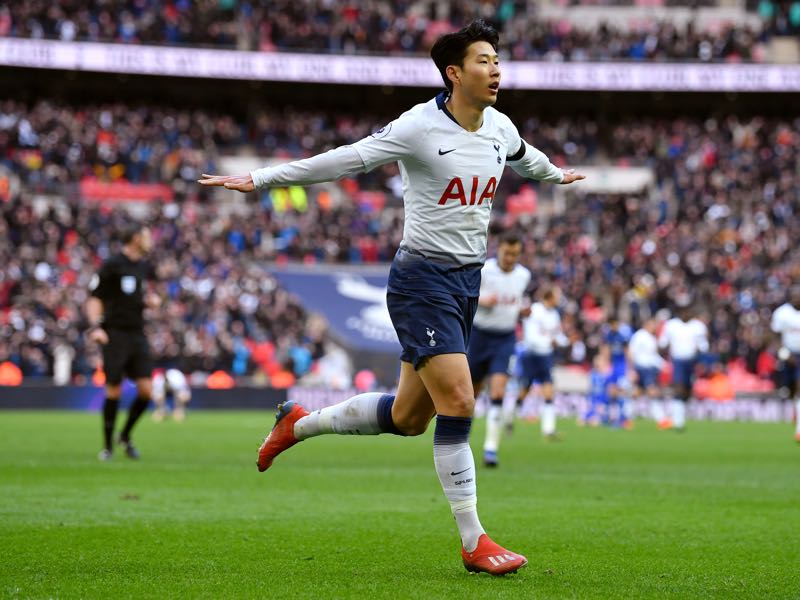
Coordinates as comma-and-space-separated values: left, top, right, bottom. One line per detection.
1, 411, 798, 599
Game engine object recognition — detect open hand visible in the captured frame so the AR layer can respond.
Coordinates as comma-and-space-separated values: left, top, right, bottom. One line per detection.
560, 169, 586, 185
198, 173, 255, 193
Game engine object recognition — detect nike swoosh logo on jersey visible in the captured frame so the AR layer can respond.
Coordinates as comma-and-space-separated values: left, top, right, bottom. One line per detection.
450, 467, 471, 476
438, 148, 456, 155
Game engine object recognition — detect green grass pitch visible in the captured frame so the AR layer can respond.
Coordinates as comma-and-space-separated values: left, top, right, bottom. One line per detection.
1, 411, 798, 599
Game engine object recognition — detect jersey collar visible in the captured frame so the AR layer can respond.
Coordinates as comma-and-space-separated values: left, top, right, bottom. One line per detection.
435, 91, 459, 126
435, 90, 488, 133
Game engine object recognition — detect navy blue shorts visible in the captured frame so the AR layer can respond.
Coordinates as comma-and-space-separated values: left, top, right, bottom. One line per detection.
467, 327, 516, 383
779, 353, 800, 390
386, 248, 481, 369
672, 358, 696, 388
519, 352, 553, 386
387, 291, 478, 368
635, 366, 660, 389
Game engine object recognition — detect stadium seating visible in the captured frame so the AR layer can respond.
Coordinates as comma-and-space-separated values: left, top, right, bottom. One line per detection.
0, 0, 784, 62
0, 96, 795, 387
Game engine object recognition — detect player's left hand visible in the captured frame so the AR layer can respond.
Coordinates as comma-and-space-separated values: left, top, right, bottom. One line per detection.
198, 173, 255, 192
560, 169, 586, 185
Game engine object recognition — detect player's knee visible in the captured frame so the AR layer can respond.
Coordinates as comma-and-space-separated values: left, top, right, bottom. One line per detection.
445, 389, 475, 417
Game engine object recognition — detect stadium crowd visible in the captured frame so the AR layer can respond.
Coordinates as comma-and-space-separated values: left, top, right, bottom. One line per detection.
1, 97, 798, 384
0, 0, 771, 62
0, 196, 341, 385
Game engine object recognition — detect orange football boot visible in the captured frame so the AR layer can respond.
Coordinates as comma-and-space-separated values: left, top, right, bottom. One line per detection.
257, 401, 309, 472
461, 534, 528, 576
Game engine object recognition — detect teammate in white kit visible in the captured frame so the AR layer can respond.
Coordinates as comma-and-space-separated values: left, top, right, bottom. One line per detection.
152, 368, 191, 422
629, 319, 667, 428
658, 306, 709, 432
770, 287, 800, 442
465, 233, 530, 468
516, 287, 569, 439
199, 20, 584, 575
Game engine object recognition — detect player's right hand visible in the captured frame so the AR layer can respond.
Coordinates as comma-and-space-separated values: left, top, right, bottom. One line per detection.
88, 328, 109, 345
198, 173, 255, 193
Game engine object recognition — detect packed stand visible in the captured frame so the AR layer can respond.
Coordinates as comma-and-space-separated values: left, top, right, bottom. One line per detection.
504, 114, 799, 384
0, 196, 353, 385
1, 98, 799, 384
0, 0, 771, 62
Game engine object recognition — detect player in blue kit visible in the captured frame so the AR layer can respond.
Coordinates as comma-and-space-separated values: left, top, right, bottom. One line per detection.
582, 351, 611, 426
465, 232, 531, 468
200, 20, 584, 575
602, 316, 633, 429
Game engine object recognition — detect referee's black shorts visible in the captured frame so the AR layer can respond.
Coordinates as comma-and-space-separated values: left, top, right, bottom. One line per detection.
102, 329, 152, 384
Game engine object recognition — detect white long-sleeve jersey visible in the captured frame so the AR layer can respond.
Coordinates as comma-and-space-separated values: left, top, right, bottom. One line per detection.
629, 329, 665, 369
251, 92, 563, 266
521, 302, 567, 355
473, 259, 531, 333
771, 303, 800, 353
658, 318, 709, 360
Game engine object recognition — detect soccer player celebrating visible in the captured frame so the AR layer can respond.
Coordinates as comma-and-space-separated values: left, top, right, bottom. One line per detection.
658, 305, 709, 432
200, 20, 584, 575
465, 232, 531, 468
87, 224, 159, 460
770, 286, 800, 443
516, 287, 570, 440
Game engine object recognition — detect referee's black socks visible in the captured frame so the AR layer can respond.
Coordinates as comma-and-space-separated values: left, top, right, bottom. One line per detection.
102, 397, 119, 451
121, 395, 150, 441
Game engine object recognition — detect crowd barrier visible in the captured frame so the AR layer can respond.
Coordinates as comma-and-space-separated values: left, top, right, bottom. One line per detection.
0, 385, 793, 422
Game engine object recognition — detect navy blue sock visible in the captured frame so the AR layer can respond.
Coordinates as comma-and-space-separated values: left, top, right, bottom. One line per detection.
376, 394, 405, 436
433, 415, 472, 445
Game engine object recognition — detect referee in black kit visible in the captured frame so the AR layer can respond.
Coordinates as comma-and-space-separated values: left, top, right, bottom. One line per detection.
86, 224, 159, 461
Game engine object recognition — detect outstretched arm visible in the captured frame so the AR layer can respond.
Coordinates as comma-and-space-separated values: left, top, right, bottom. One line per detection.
198, 145, 366, 193
507, 140, 585, 185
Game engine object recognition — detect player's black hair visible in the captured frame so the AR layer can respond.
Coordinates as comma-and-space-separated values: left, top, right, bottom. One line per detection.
120, 223, 146, 245
430, 19, 500, 93
499, 231, 521, 247
541, 286, 558, 302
